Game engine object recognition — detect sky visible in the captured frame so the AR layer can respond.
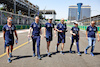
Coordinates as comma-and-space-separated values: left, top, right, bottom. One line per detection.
29, 0, 100, 19
0, 0, 100, 19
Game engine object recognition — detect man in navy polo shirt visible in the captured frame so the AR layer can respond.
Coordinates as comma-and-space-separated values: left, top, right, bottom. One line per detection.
28, 16, 42, 60
2, 16, 18, 63
70, 22, 81, 56
84, 21, 100, 56
55, 18, 67, 54
44, 17, 54, 57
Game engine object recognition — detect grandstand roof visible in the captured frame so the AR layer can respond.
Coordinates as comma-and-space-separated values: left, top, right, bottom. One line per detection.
39, 10, 56, 15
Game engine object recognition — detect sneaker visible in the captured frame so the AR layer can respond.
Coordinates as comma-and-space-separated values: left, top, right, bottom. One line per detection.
8, 58, 11, 63
78, 52, 81, 56
37, 56, 41, 60
69, 50, 72, 53
90, 52, 94, 57
60, 51, 64, 55
48, 53, 51, 57
84, 50, 87, 54
9, 53, 12, 58
56, 46, 58, 52
33, 53, 36, 57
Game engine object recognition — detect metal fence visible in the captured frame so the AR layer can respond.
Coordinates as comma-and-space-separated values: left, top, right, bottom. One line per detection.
0, 10, 45, 25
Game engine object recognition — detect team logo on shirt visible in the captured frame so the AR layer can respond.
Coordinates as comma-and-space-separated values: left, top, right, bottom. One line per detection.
47, 24, 50, 27
74, 28, 78, 31
11, 26, 14, 30
38, 24, 40, 28
63, 25, 66, 28
51, 24, 53, 27
33, 24, 36, 27
89, 28, 92, 31
6, 27, 9, 30
59, 25, 62, 28
93, 28, 96, 31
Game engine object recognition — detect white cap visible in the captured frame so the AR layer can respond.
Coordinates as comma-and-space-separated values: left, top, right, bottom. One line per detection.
49, 17, 53, 20
74, 22, 78, 24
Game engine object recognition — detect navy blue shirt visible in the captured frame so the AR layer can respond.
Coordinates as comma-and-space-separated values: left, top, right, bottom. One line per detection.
2, 24, 16, 42
87, 25, 98, 38
71, 26, 80, 37
45, 22, 54, 36
57, 23, 67, 36
30, 22, 41, 36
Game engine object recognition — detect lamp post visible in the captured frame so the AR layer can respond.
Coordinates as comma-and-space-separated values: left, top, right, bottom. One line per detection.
13, 0, 16, 14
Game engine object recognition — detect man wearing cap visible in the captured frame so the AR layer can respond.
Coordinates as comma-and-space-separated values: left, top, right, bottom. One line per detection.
2, 16, 18, 63
55, 18, 67, 55
28, 16, 42, 60
84, 21, 100, 56
70, 22, 81, 56
44, 17, 54, 57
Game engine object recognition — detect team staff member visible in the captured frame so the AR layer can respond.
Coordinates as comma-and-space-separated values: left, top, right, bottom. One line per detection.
28, 16, 42, 60
84, 21, 100, 56
70, 22, 81, 56
44, 17, 54, 57
2, 16, 18, 63
55, 18, 67, 54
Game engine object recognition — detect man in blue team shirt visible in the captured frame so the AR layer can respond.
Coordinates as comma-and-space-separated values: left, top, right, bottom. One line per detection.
55, 18, 67, 54
70, 22, 81, 56
44, 17, 54, 57
2, 16, 18, 63
28, 16, 42, 60
84, 21, 100, 56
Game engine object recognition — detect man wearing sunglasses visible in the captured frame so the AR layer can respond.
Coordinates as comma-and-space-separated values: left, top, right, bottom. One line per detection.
84, 21, 100, 56
44, 17, 54, 57
2, 16, 18, 63
28, 16, 42, 60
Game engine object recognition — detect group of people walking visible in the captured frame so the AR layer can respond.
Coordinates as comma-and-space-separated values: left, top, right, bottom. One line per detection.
2, 16, 100, 63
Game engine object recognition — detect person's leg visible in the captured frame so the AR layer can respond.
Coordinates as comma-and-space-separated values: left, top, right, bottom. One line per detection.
6, 46, 10, 58
6, 46, 11, 63
56, 35, 61, 52
70, 37, 74, 52
36, 36, 41, 59
76, 38, 81, 56
90, 38, 96, 56
61, 43, 64, 51
32, 37, 36, 57
9, 45, 13, 58
47, 41, 50, 52
85, 38, 92, 50
85, 37, 92, 54
76, 38, 80, 53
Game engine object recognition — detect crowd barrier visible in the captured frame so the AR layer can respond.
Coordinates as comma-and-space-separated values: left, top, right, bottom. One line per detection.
67, 25, 100, 34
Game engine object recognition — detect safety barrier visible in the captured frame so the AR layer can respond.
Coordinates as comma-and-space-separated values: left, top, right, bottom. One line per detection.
67, 25, 100, 34
0, 24, 45, 31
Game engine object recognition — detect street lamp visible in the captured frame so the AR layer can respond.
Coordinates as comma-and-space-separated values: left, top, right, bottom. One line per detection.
13, 0, 16, 14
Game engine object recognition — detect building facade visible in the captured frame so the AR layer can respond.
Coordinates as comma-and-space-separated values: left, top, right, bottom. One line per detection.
68, 5, 91, 21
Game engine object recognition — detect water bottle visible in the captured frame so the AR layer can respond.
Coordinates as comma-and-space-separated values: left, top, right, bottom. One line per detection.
15, 39, 18, 45
28, 37, 30, 44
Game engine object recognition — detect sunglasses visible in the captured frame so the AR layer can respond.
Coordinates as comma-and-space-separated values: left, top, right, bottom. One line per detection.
9, 19, 13, 21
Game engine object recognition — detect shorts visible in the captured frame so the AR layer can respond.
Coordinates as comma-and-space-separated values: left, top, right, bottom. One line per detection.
46, 35, 52, 42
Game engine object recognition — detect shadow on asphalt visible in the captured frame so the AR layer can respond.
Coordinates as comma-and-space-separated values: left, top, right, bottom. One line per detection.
11, 55, 32, 61
41, 51, 60, 58
93, 52, 100, 55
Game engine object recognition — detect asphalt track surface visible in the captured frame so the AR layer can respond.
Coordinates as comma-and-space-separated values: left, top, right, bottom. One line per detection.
0, 27, 100, 67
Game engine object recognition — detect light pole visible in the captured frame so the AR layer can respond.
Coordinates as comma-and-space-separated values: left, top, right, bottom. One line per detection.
13, 0, 16, 14
43, 6, 46, 20
70, 8, 71, 23
28, 0, 30, 16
